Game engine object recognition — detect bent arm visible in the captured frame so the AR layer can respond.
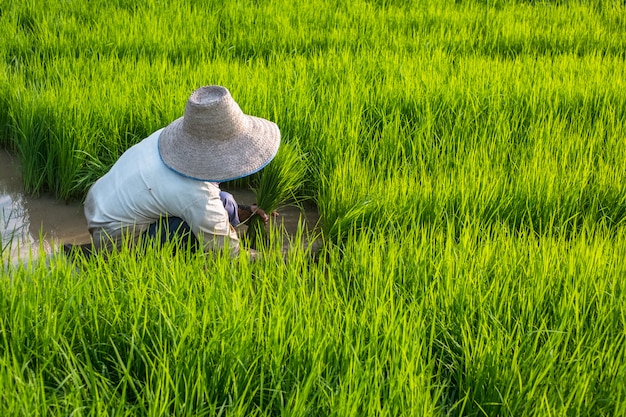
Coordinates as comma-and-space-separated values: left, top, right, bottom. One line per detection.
185, 194, 240, 256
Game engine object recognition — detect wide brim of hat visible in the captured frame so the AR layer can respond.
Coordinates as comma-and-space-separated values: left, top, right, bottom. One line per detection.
158, 114, 281, 182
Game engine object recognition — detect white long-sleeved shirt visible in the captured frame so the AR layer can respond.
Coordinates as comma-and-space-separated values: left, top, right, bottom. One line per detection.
84, 129, 239, 253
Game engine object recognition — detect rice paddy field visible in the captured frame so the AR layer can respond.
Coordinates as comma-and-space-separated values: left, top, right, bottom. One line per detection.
1, 0, 626, 415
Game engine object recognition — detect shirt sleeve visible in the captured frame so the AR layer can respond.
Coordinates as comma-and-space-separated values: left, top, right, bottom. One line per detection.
184, 192, 240, 255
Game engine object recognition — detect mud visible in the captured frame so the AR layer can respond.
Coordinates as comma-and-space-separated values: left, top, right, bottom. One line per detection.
1, 149, 320, 265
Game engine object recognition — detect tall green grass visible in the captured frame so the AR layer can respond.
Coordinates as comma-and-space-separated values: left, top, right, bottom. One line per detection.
1, 219, 624, 415
1, 0, 626, 415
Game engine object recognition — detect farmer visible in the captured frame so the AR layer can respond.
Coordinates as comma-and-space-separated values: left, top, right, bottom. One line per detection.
83, 85, 279, 255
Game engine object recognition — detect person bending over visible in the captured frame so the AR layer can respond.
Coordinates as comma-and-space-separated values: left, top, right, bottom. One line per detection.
83, 85, 279, 255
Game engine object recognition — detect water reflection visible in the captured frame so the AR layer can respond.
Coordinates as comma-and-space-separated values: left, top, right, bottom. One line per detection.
1, 150, 85, 266
1, 151, 37, 264
0, 188, 48, 263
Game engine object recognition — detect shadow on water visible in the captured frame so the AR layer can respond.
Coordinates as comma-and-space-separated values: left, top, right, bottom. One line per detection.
1, 149, 319, 266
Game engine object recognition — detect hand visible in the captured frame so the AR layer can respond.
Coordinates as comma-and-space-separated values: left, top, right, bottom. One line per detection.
238, 204, 278, 226
250, 205, 279, 227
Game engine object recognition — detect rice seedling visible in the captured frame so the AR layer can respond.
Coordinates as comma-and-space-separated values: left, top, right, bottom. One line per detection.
247, 140, 308, 249
254, 141, 308, 215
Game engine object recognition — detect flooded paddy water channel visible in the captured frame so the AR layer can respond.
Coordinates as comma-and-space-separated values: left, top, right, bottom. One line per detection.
1, 150, 90, 264
1, 149, 319, 266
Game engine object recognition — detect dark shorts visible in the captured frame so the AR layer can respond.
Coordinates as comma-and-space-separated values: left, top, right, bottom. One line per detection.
143, 192, 238, 254
144, 216, 200, 253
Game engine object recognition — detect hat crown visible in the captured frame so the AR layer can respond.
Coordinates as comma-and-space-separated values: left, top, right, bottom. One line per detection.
182, 86, 244, 140
159, 85, 280, 182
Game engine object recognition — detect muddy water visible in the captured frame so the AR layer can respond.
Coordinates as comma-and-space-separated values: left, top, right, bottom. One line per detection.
1, 150, 91, 264
1, 149, 319, 265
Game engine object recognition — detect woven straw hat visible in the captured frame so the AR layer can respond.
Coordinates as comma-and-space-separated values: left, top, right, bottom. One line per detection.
158, 86, 280, 182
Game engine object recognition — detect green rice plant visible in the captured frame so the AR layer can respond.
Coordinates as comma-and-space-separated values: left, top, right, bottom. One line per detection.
248, 140, 308, 249
2, 0, 626, 414
254, 140, 308, 213
2, 206, 626, 416
7, 97, 53, 197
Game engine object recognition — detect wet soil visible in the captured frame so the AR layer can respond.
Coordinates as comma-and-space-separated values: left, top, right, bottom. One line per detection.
1, 149, 320, 263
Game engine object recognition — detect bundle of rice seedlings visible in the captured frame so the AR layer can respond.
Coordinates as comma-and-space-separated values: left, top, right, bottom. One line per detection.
248, 140, 308, 248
